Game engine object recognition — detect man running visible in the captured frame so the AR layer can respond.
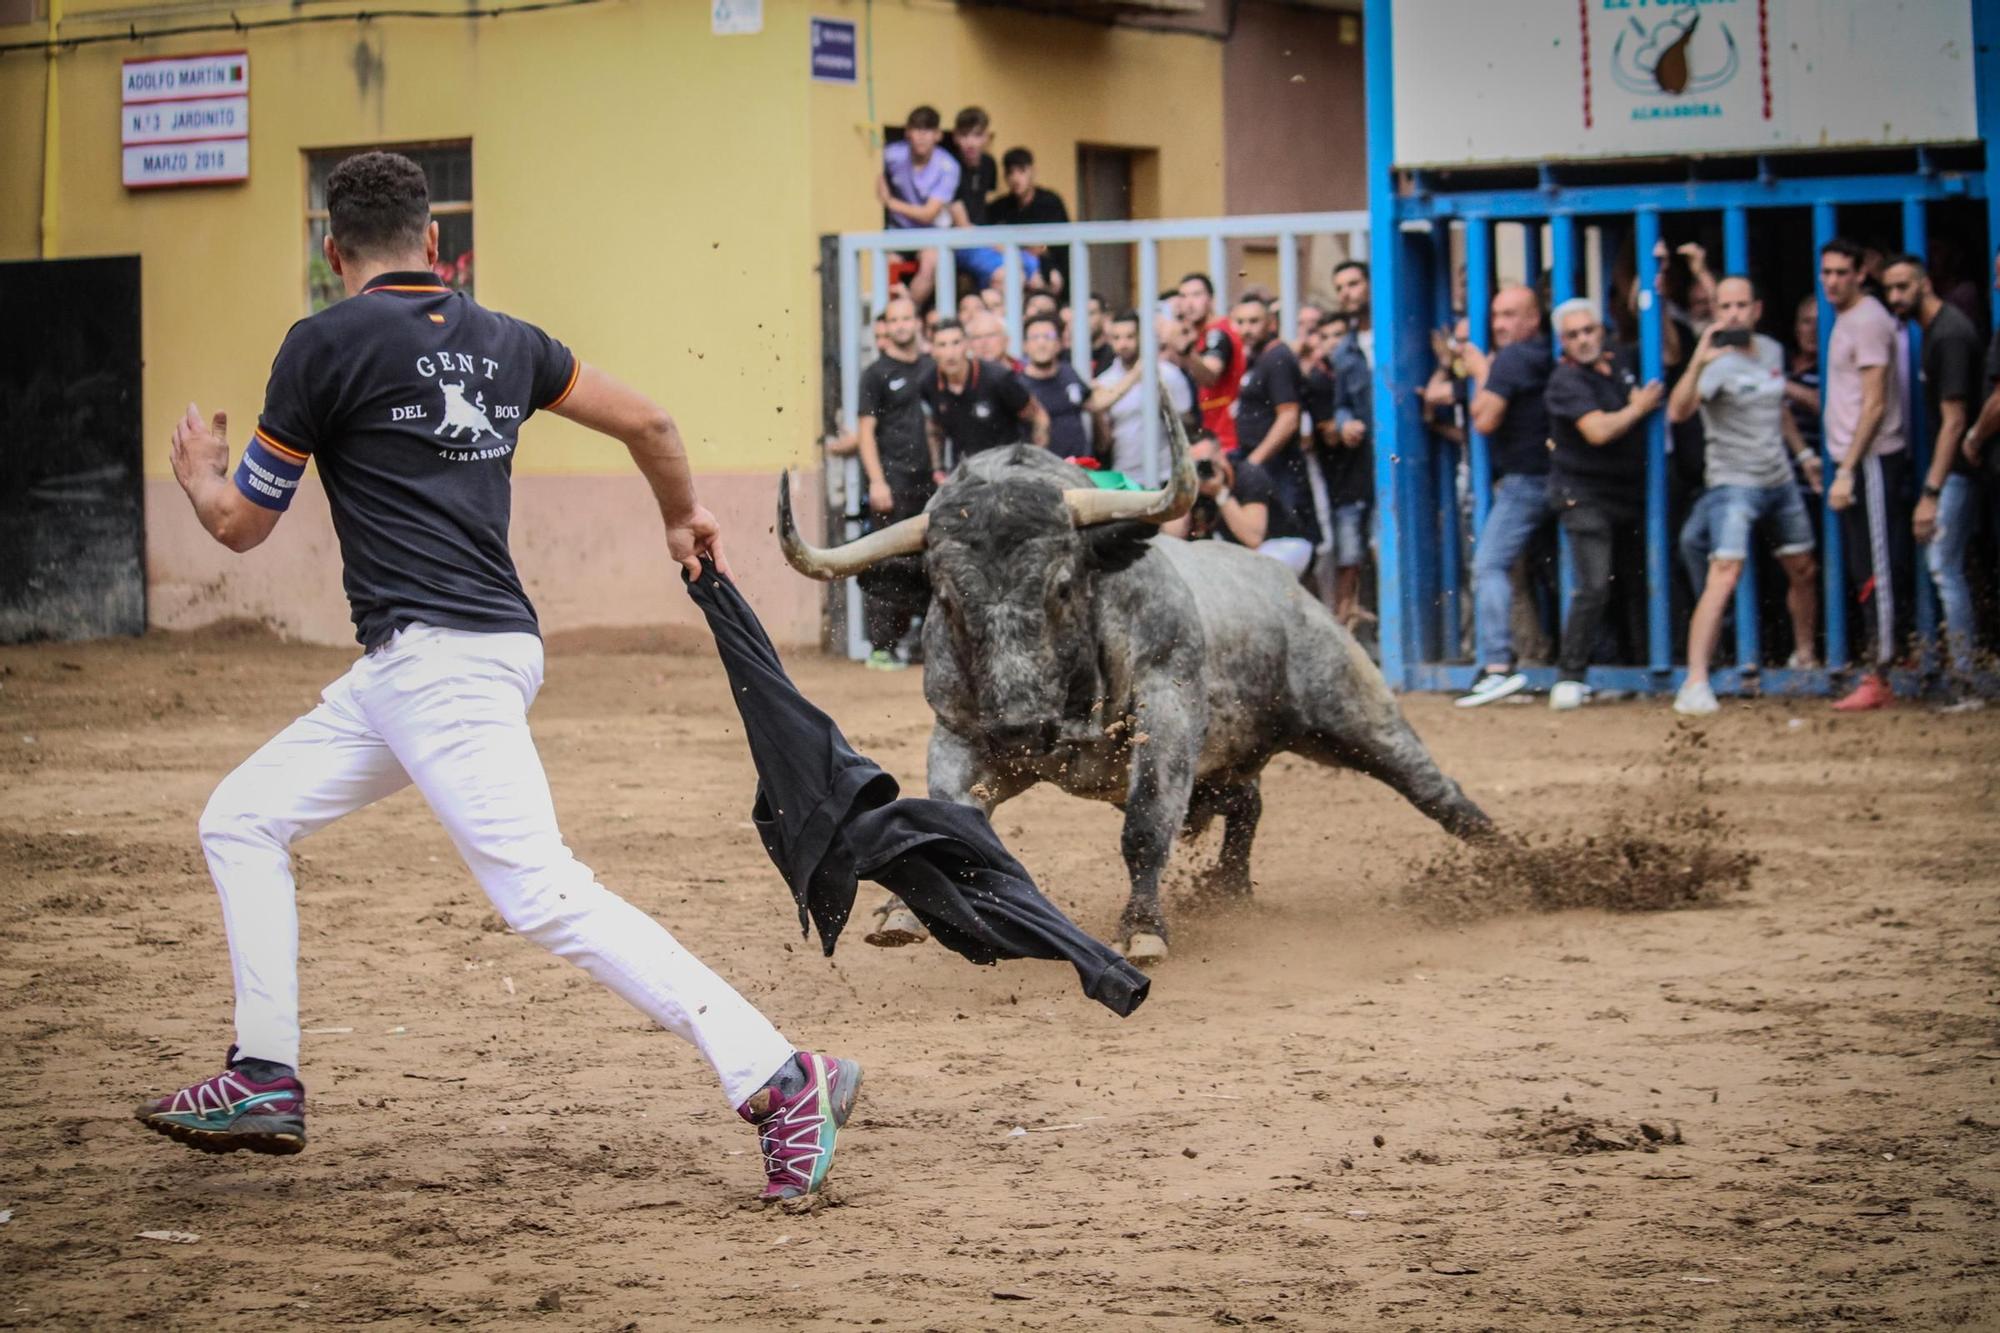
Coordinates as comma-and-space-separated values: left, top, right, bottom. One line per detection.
143, 151, 860, 1204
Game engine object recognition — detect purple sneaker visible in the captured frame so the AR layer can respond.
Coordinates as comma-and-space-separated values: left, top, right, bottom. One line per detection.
135, 1049, 306, 1156
737, 1051, 862, 1203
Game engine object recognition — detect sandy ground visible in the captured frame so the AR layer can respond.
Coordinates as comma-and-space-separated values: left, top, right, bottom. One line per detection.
1, 627, 1996, 1331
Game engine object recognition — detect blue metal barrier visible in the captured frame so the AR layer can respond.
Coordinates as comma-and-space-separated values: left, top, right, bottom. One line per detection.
1361, 0, 1988, 698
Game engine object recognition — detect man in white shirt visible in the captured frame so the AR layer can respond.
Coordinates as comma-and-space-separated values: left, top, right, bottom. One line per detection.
1088, 309, 1194, 479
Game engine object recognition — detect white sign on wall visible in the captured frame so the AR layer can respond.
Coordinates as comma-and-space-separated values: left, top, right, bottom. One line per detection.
1393, 0, 1978, 168
712, 0, 762, 36
122, 140, 250, 188
123, 96, 248, 145
122, 52, 249, 188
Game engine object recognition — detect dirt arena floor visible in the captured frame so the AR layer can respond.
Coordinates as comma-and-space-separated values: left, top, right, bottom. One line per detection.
2, 626, 1997, 1331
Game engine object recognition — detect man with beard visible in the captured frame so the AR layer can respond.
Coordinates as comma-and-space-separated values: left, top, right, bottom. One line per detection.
1168, 272, 1247, 453
1820, 238, 1913, 711
1883, 254, 1985, 704
1089, 310, 1195, 478
1322, 261, 1376, 627
856, 294, 936, 669
1232, 296, 1306, 533
1667, 276, 1822, 716
1020, 314, 1093, 458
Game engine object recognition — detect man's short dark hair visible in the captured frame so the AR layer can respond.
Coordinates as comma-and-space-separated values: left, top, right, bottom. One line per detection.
1231, 294, 1270, 313
1180, 273, 1214, 296
1332, 259, 1370, 283
1090, 291, 1107, 309
1881, 252, 1927, 277
1001, 147, 1034, 173
1820, 238, 1865, 267
954, 106, 989, 135
931, 318, 964, 338
906, 105, 941, 131
1112, 309, 1141, 328
1023, 313, 1061, 338
326, 151, 431, 258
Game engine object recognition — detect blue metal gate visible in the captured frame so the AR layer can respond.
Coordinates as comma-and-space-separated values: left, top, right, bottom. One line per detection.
1361, 0, 2000, 697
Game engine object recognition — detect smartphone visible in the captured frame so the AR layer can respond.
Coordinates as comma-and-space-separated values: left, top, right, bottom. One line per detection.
1712, 327, 1751, 349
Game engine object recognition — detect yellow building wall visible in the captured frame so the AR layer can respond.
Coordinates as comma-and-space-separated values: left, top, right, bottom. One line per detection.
0, 0, 1227, 643
4, 0, 822, 477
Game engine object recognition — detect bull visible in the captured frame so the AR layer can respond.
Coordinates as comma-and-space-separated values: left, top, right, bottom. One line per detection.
777, 397, 1492, 964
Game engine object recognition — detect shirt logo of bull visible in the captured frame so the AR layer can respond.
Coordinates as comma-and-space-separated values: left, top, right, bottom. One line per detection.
434, 379, 499, 442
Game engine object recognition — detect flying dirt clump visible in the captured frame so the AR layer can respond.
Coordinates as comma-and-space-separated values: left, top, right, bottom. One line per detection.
1400, 724, 1758, 922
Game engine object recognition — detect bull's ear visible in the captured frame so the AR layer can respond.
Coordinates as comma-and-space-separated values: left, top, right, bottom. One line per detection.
1082, 520, 1156, 573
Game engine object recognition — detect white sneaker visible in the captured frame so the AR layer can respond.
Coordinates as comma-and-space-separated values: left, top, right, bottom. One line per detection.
1673, 679, 1720, 716
1455, 670, 1528, 709
1549, 679, 1593, 711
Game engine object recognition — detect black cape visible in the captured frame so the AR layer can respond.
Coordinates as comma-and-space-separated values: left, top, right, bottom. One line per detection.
684, 564, 1149, 1017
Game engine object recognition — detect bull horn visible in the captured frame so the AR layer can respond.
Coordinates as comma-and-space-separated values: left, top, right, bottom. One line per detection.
1062, 379, 1197, 526
775, 471, 929, 581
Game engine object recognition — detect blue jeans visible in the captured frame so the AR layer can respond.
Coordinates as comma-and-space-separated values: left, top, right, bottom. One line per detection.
1471, 473, 1552, 668
1678, 482, 1816, 587
1329, 501, 1369, 569
957, 246, 1040, 288
1927, 473, 1977, 675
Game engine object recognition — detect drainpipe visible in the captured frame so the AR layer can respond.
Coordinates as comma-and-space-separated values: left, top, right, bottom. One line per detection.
40, 0, 61, 259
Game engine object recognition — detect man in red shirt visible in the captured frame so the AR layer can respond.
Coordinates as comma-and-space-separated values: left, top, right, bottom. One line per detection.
1169, 272, 1245, 452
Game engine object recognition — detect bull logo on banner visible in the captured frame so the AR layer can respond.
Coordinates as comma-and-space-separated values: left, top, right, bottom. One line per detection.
1611, 9, 1739, 98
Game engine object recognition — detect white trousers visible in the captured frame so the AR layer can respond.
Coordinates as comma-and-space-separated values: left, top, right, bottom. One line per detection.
197, 623, 795, 1108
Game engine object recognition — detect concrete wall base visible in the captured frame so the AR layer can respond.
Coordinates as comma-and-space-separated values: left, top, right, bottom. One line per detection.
145, 469, 827, 648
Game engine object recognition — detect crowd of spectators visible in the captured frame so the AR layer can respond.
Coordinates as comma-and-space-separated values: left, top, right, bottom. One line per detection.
852, 105, 2000, 707
1450, 237, 2000, 714
879, 105, 1073, 310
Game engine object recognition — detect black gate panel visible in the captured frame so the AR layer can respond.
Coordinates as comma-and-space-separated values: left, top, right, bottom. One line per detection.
0, 257, 145, 642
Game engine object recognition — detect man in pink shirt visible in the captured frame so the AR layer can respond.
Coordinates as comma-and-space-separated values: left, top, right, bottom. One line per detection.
1820, 238, 1914, 711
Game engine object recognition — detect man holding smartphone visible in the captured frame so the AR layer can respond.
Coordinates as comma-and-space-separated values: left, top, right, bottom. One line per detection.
1667, 276, 1823, 716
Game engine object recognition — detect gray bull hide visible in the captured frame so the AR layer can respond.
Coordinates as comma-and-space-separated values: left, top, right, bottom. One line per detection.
777, 396, 1491, 962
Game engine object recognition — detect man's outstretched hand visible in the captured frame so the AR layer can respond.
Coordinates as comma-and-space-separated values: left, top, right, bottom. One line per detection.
170, 403, 230, 496
667, 504, 731, 581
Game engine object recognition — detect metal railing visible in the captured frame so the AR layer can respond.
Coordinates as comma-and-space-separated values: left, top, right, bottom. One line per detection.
824, 211, 1372, 657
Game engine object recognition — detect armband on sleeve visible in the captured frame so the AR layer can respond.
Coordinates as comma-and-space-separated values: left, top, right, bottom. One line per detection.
233, 427, 310, 511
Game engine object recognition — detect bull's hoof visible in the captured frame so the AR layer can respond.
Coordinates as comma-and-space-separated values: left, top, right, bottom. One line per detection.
864, 904, 929, 948
1120, 932, 1170, 967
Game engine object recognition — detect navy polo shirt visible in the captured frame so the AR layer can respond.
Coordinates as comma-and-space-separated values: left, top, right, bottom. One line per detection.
922, 358, 1032, 465
241, 271, 578, 647
1482, 337, 1554, 478
1022, 362, 1092, 457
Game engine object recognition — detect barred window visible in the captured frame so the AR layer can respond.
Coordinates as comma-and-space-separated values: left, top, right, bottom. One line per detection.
306, 142, 473, 312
